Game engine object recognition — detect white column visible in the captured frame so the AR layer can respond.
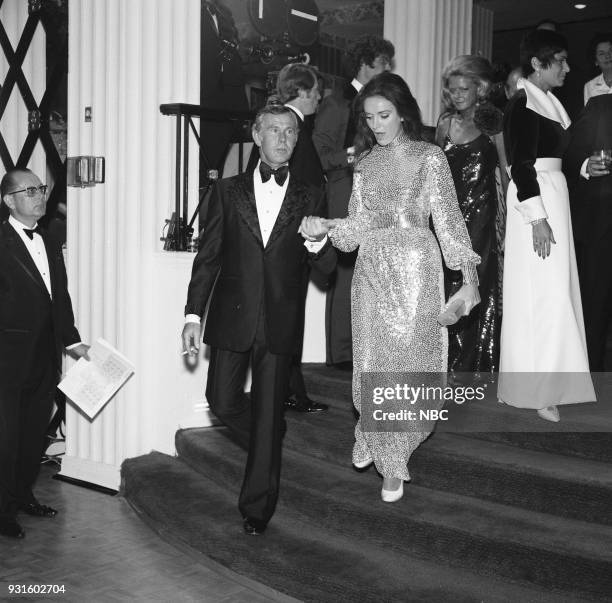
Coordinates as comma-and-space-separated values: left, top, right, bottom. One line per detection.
472, 4, 494, 60
62, 0, 204, 490
384, 0, 473, 126
0, 0, 46, 175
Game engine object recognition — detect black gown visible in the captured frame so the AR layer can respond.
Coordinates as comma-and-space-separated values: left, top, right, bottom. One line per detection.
443, 133, 500, 373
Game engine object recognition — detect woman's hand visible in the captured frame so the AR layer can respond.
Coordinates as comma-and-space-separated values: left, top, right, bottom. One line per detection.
531, 219, 556, 259
447, 284, 481, 316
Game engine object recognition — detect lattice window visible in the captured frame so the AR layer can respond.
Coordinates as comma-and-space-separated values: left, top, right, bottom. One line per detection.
0, 0, 68, 218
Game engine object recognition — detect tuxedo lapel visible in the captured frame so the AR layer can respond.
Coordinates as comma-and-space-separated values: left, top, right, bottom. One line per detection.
1, 222, 48, 294
266, 176, 307, 248
230, 172, 263, 247
43, 233, 61, 300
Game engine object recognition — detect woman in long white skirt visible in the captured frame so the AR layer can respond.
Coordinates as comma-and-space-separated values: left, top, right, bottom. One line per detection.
498, 29, 595, 421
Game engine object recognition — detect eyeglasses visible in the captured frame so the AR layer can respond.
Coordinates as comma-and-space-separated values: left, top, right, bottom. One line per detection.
6, 185, 48, 197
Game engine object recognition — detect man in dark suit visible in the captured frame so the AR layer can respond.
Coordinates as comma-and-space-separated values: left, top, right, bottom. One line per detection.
0, 168, 89, 539
181, 104, 335, 535
565, 95, 612, 370
275, 62, 329, 413
312, 35, 394, 368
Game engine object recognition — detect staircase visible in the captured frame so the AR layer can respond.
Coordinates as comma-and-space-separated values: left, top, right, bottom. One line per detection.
122, 365, 612, 603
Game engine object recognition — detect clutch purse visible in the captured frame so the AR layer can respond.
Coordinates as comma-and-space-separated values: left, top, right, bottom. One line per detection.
437, 299, 465, 327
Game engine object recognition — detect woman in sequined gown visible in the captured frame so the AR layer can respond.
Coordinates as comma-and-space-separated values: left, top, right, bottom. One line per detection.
436, 55, 501, 374
300, 73, 480, 501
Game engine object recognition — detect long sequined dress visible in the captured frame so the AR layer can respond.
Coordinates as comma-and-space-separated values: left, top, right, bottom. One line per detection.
329, 133, 480, 480
442, 133, 500, 373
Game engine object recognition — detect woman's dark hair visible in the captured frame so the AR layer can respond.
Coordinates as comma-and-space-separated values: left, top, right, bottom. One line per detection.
353, 72, 424, 154
520, 29, 568, 76
588, 32, 612, 66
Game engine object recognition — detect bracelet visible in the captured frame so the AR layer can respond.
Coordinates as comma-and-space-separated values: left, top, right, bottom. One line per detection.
530, 218, 547, 226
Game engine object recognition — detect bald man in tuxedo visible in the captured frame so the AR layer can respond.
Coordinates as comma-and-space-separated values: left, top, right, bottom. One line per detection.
0, 168, 89, 539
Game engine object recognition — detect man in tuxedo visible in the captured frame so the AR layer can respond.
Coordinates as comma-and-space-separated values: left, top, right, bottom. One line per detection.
181, 104, 335, 535
276, 62, 329, 413
0, 168, 89, 539
565, 95, 612, 370
312, 35, 394, 368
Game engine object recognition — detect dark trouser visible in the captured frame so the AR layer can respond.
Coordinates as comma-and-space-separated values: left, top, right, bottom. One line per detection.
325, 250, 355, 365
577, 236, 612, 371
0, 326, 56, 520
205, 311, 291, 525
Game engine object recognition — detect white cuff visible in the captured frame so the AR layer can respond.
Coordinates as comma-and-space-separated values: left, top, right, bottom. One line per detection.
185, 314, 201, 324
66, 342, 82, 350
304, 236, 328, 253
515, 195, 548, 224
580, 158, 590, 180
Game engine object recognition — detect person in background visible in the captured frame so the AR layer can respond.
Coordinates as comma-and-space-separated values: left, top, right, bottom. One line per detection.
505, 66, 523, 100
498, 29, 595, 422
436, 55, 502, 374
275, 62, 330, 413
181, 104, 335, 535
0, 168, 89, 540
583, 32, 612, 105
565, 94, 612, 370
301, 73, 480, 502
312, 35, 394, 370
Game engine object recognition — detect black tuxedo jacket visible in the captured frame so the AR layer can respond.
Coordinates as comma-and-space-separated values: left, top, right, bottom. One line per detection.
312, 82, 358, 179
185, 170, 335, 355
0, 221, 80, 385
564, 95, 612, 243
286, 109, 325, 189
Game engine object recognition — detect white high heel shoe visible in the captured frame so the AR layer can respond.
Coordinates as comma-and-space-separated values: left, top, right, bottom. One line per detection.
537, 406, 560, 423
381, 479, 405, 502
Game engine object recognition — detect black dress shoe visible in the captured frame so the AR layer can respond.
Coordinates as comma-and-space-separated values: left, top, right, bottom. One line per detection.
0, 517, 25, 539
243, 517, 267, 535
332, 361, 353, 372
284, 397, 329, 412
19, 502, 57, 518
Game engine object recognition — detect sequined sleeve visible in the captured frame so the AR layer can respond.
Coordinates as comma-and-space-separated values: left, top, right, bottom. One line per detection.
328, 169, 371, 252
428, 146, 481, 275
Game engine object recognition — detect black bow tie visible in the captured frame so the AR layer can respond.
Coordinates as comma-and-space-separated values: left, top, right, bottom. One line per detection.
23, 225, 42, 240
259, 162, 289, 186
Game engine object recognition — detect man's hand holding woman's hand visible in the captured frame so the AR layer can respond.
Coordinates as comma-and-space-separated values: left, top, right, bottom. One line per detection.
298, 216, 338, 242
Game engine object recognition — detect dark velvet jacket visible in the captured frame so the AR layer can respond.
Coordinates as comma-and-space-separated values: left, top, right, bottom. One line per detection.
503, 90, 570, 202
185, 170, 335, 355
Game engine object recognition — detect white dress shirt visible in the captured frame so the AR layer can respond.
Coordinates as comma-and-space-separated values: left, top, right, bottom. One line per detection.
9, 215, 52, 298
254, 160, 289, 247
584, 73, 612, 106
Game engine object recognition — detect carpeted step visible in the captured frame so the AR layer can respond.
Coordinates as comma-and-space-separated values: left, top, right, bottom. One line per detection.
279, 399, 612, 525
456, 431, 612, 463
409, 432, 612, 525
176, 428, 612, 600
122, 451, 585, 603
300, 364, 612, 462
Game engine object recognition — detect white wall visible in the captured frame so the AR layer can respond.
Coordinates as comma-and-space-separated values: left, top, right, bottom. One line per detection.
62, 0, 206, 489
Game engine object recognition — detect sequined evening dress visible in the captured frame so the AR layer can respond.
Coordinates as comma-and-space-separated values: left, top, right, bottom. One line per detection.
329, 133, 480, 480
442, 133, 500, 373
